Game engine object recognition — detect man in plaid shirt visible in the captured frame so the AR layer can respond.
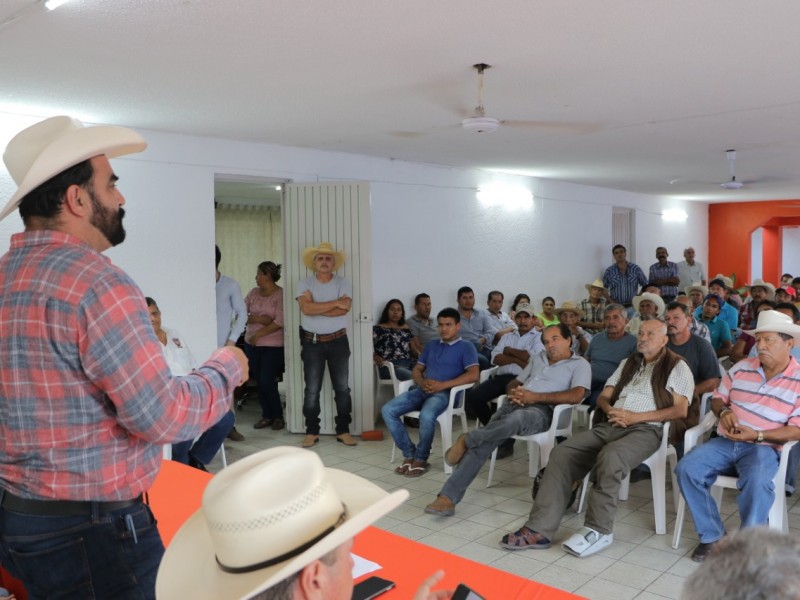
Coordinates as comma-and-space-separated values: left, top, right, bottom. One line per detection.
0, 116, 248, 599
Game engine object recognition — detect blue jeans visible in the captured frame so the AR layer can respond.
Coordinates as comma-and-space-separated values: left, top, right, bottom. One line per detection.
246, 344, 285, 420
381, 387, 449, 462
379, 359, 413, 381
440, 404, 551, 504
0, 497, 163, 599
172, 410, 235, 465
675, 436, 779, 543
301, 335, 352, 435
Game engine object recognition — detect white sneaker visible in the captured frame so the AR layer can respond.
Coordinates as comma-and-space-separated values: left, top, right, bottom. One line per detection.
562, 527, 613, 557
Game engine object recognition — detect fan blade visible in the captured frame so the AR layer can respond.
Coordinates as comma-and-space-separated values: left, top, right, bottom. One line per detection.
501, 119, 605, 135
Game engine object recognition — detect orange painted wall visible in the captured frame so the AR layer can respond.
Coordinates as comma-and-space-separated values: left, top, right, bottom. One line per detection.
709, 200, 800, 286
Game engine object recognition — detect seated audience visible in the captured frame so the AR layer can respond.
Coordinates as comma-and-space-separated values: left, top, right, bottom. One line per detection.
147, 297, 233, 471
373, 298, 414, 381
740, 278, 775, 330
486, 290, 516, 345
509, 293, 531, 320
695, 276, 739, 334
499, 319, 693, 557
537, 296, 559, 327
730, 299, 774, 362
680, 528, 800, 600
675, 295, 712, 343
685, 284, 707, 310
555, 301, 592, 356
424, 324, 589, 517
155, 447, 450, 600
464, 303, 543, 433
697, 293, 733, 357
584, 304, 637, 407
675, 310, 800, 562
381, 308, 479, 477
578, 279, 608, 333
625, 291, 665, 336
245, 261, 286, 431
407, 293, 438, 357
456, 286, 494, 368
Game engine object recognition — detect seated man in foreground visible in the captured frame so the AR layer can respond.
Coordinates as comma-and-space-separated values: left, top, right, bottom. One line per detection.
675, 310, 800, 563
382, 308, 479, 477
155, 447, 450, 600
499, 318, 694, 557
424, 324, 590, 517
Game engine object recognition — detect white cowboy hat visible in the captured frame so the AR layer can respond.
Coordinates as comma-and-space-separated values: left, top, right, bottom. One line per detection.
684, 284, 708, 296
1, 116, 146, 222
744, 310, 800, 343
745, 279, 776, 299
584, 278, 607, 292
632, 292, 665, 317
709, 274, 734, 290
156, 447, 408, 600
301, 241, 345, 271
554, 300, 585, 319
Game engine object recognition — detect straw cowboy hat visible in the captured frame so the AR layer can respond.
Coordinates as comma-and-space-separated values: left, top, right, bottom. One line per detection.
301, 241, 345, 271
156, 447, 408, 600
744, 310, 800, 343
554, 301, 585, 319
709, 274, 734, 290
684, 284, 708, 297
584, 278, 608, 292
0, 116, 146, 222
632, 292, 665, 317
745, 279, 776, 299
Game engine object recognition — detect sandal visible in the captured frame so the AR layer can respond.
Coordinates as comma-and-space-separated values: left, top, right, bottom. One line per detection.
394, 458, 413, 475
499, 526, 551, 550
404, 460, 430, 478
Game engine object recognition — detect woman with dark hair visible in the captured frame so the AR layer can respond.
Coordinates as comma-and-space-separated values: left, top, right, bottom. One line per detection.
509, 293, 530, 319
244, 261, 286, 431
537, 296, 560, 327
373, 299, 414, 381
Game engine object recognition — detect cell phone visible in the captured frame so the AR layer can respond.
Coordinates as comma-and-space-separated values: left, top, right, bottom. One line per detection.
351, 576, 396, 600
452, 583, 486, 600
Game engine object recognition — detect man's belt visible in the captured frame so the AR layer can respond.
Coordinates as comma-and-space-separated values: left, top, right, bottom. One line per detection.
0, 490, 143, 516
300, 328, 347, 344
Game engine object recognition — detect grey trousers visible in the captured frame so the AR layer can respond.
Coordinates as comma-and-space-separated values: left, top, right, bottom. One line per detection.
526, 421, 662, 539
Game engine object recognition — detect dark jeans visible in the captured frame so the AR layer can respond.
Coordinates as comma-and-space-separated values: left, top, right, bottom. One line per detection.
171, 410, 235, 465
464, 373, 516, 425
0, 497, 164, 599
379, 358, 413, 381
301, 335, 352, 435
246, 344, 286, 420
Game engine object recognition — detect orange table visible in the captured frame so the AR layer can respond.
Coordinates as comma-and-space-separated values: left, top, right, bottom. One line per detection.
150, 461, 583, 600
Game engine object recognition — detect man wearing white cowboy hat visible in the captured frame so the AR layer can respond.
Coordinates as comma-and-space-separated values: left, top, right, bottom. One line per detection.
624, 291, 665, 336
578, 279, 609, 334
156, 447, 452, 600
740, 278, 776, 330
296, 241, 357, 447
555, 301, 592, 356
0, 116, 249, 598
676, 310, 800, 563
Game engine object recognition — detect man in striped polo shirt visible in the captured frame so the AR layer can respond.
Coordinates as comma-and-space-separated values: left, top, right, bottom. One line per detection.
676, 310, 800, 563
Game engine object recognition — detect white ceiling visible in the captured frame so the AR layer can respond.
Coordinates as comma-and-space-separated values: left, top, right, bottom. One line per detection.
2, 0, 800, 202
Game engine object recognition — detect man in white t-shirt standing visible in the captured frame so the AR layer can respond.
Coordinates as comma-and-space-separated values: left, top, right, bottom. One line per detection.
296, 242, 356, 447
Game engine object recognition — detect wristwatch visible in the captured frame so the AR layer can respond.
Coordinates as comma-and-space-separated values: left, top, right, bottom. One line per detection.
756, 431, 765, 443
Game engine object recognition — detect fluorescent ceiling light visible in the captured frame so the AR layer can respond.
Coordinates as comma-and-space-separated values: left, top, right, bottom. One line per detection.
44, 0, 71, 11
662, 208, 688, 222
477, 184, 533, 210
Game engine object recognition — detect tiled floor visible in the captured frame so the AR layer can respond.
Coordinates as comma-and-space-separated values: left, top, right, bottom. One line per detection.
213, 397, 800, 600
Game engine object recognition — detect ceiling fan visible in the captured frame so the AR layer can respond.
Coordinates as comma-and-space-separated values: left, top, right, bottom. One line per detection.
459, 63, 602, 135
720, 149, 744, 189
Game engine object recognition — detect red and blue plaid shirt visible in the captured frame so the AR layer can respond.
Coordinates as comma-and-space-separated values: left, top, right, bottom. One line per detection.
0, 231, 242, 501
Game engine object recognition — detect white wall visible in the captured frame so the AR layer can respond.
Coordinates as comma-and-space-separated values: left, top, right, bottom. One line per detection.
782, 226, 800, 276
751, 227, 764, 280
0, 112, 708, 362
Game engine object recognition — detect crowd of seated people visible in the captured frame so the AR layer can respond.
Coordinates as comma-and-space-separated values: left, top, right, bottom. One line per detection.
374, 246, 800, 564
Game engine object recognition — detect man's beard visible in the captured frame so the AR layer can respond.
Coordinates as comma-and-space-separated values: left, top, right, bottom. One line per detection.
88, 188, 126, 246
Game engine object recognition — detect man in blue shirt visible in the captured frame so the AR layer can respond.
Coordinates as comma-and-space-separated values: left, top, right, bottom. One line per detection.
697, 293, 733, 358
382, 308, 479, 477
602, 244, 648, 311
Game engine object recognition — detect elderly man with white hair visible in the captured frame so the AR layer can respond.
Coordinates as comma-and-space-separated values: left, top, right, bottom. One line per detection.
675, 310, 800, 563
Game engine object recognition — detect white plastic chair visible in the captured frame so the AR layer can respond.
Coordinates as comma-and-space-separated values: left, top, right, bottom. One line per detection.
671, 411, 798, 548
576, 412, 675, 535
374, 361, 401, 398
389, 380, 473, 475
485, 396, 574, 487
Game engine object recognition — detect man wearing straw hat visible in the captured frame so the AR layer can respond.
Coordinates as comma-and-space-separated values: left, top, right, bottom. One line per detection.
0, 116, 248, 598
296, 242, 357, 447
156, 447, 452, 600
676, 310, 800, 563
740, 278, 776, 330
579, 279, 609, 334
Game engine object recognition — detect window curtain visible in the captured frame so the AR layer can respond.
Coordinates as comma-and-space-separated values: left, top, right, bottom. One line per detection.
215, 204, 283, 297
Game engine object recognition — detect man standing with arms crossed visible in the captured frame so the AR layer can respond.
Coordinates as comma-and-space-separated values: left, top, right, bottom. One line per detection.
0, 116, 247, 599
602, 244, 649, 314
296, 242, 357, 447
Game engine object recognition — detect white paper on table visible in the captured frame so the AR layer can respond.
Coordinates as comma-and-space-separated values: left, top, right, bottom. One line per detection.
351, 553, 382, 579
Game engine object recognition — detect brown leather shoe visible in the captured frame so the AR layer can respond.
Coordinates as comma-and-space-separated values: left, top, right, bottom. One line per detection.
336, 433, 358, 446
424, 495, 455, 516
444, 433, 468, 466
227, 427, 245, 442
302, 434, 319, 448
